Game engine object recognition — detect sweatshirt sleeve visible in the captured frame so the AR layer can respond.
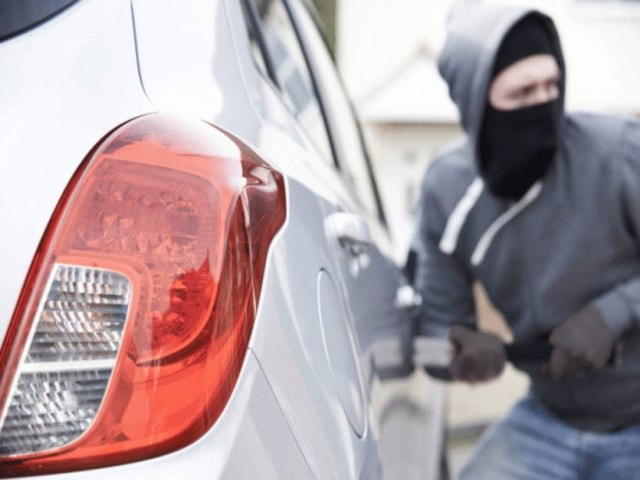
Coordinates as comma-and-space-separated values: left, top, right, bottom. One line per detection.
414, 180, 477, 339
593, 120, 640, 337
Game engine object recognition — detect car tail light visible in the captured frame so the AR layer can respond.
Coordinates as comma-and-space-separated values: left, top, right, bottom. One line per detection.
0, 115, 286, 476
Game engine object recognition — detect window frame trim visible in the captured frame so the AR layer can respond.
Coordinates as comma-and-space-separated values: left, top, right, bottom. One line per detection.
283, 0, 388, 226
240, 0, 340, 170
240, 0, 282, 89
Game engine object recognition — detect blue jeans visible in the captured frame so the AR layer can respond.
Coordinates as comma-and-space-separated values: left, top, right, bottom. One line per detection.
460, 395, 640, 479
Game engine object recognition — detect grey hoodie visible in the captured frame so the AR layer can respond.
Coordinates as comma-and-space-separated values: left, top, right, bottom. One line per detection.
416, 4, 640, 432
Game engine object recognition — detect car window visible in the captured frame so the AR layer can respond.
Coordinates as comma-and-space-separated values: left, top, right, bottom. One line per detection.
287, 0, 383, 221
244, 0, 334, 165
0, 0, 78, 41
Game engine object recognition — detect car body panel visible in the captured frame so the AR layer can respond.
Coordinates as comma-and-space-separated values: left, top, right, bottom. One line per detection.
0, 0, 152, 344
248, 178, 377, 479
131, 0, 262, 141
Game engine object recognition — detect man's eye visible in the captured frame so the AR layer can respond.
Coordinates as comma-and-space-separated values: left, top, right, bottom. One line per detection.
516, 86, 535, 98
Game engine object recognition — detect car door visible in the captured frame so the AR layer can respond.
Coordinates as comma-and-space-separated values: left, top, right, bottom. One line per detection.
281, 8, 450, 480
284, 0, 414, 383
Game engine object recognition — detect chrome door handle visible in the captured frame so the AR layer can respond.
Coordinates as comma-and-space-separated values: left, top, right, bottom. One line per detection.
338, 236, 371, 258
325, 212, 372, 258
325, 212, 372, 276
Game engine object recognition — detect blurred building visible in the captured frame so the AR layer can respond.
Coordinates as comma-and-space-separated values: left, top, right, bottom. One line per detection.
337, 0, 640, 258
357, 49, 461, 262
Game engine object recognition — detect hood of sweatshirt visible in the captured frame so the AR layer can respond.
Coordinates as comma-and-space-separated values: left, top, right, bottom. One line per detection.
437, 4, 566, 168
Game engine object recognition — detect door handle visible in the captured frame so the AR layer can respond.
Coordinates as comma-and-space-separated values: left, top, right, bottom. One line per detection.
325, 212, 372, 276
325, 212, 372, 258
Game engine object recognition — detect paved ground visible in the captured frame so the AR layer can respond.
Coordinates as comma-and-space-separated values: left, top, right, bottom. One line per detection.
375, 371, 447, 480
375, 364, 528, 479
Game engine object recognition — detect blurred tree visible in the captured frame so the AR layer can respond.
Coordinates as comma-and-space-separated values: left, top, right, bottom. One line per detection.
311, 0, 336, 55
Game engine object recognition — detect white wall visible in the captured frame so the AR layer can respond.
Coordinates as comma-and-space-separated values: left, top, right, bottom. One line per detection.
364, 123, 462, 261
339, 0, 640, 115
337, 0, 448, 102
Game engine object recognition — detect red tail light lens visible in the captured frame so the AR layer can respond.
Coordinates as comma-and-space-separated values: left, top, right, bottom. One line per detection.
0, 115, 286, 475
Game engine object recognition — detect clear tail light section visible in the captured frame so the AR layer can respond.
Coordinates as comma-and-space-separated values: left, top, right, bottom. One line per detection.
0, 264, 131, 456
0, 114, 286, 476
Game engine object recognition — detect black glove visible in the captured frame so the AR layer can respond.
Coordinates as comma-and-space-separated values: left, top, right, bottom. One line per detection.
548, 304, 615, 379
449, 325, 506, 383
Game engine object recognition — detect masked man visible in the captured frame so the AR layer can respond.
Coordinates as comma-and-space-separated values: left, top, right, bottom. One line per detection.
415, 5, 640, 479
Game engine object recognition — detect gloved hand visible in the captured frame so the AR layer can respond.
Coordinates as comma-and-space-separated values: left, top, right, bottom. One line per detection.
449, 325, 506, 383
548, 304, 615, 379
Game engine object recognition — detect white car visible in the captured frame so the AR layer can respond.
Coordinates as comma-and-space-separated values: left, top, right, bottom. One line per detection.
0, 0, 433, 478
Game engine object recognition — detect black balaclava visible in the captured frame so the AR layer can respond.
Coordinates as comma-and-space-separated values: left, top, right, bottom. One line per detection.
479, 16, 564, 200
